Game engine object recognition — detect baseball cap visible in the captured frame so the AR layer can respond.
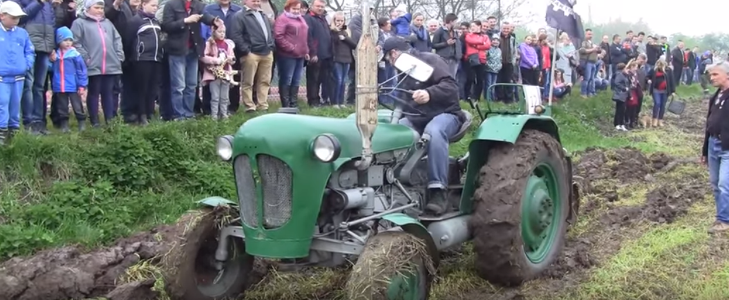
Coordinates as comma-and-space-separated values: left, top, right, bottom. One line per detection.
0, 1, 27, 17
382, 37, 411, 53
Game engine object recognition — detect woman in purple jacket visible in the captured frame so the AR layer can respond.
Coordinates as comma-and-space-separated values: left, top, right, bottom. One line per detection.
274, 0, 309, 108
519, 35, 539, 85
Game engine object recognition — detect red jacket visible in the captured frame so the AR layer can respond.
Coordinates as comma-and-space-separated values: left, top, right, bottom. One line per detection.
463, 32, 491, 64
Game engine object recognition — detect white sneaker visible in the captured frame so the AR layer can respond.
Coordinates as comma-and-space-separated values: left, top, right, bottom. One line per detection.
620, 125, 628, 131
616, 125, 622, 131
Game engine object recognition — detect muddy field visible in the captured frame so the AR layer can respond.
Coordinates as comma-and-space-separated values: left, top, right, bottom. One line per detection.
0, 97, 717, 300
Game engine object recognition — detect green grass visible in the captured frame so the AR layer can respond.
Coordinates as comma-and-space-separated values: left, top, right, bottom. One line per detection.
0, 83, 711, 299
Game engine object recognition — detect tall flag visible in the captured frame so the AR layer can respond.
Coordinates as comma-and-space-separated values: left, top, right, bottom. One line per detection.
545, 0, 585, 48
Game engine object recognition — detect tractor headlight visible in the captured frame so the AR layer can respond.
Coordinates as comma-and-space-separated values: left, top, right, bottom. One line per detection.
312, 134, 341, 163
216, 135, 234, 161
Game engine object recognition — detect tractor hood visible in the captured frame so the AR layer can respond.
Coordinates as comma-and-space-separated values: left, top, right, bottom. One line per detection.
232, 113, 417, 166
229, 113, 417, 258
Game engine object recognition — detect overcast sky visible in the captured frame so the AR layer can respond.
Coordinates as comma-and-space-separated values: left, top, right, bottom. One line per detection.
524, 0, 725, 36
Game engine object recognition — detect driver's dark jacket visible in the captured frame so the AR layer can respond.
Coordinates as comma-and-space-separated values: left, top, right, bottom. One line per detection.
399, 51, 462, 128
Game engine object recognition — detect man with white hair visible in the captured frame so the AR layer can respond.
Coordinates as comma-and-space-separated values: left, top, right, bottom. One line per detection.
703, 61, 729, 234
426, 19, 438, 43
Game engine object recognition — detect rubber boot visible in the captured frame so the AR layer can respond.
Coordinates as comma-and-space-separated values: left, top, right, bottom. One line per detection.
425, 189, 449, 216
289, 85, 299, 108
37, 122, 49, 135
139, 114, 149, 126
0, 129, 7, 146
90, 114, 100, 128
279, 84, 290, 107
60, 120, 70, 133
78, 120, 86, 132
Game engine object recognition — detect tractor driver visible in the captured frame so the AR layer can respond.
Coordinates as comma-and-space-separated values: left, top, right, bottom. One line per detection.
382, 37, 465, 216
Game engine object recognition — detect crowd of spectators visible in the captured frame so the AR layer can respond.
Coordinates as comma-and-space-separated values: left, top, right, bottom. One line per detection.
0, 0, 719, 146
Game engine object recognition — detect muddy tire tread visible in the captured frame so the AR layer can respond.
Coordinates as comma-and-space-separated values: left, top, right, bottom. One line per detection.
346, 231, 432, 300
161, 208, 253, 300
469, 129, 570, 286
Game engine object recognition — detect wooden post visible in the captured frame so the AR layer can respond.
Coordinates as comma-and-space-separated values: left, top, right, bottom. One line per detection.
354, 0, 378, 170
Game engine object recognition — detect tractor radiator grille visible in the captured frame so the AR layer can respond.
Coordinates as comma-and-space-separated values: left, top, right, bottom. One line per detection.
234, 155, 258, 228
257, 154, 293, 228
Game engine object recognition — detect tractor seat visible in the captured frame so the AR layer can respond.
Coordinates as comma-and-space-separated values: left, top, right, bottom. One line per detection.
449, 110, 473, 143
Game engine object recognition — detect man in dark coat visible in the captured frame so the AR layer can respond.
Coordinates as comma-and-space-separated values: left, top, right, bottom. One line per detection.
670, 41, 685, 86
160, 0, 222, 120
382, 37, 464, 216
702, 61, 729, 234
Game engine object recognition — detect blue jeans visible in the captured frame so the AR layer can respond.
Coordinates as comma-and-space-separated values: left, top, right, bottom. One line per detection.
606, 64, 612, 82
277, 56, 305, 87
541, 69, 551, 98
644, 64, 654, 74
652, 91, 668, 119
457, 63, 467, 100
484, 72, 498, 101
332, 62, 350, 105
553, 86, 569, 98
399, 113, 461, 189
581, 61, 595, 96
0, 80, 24, 129
595, 79, 608, 91
21, 52, 50, 125
708, 137, 729, 223
168, 52, 199, 119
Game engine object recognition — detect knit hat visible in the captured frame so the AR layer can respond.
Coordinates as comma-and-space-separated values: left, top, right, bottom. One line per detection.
56, 26, 73, 45
84, 0, 104, 10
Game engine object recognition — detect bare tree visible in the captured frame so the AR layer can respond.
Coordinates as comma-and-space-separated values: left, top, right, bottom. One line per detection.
414, 0, 529, 23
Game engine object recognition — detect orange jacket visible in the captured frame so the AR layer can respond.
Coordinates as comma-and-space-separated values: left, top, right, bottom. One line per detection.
463, 32, 491, 64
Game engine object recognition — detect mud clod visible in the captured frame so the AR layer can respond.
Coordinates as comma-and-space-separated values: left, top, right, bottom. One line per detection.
643, 183, 708, 224
576, 147, 672, 188
0, 213, 202, 300
545, 238, 596, 278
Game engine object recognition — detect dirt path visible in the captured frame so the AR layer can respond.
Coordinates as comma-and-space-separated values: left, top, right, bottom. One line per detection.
0, 97, 713, 300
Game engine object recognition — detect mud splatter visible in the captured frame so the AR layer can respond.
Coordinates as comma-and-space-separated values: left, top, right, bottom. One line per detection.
0, 209, 266, 300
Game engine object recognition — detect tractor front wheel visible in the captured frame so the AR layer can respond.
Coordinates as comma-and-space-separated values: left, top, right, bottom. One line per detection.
470, 129, 570, 286
162, 208, 254, 300
345, 231, 434, 300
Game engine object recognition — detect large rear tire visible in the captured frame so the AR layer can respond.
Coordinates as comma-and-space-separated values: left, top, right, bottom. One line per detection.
345, 231, 434, 300
469, 129, 570, 286
162, 208, 254, 300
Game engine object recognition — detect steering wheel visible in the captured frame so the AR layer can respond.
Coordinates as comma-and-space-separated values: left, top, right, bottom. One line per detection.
377, 86, 426, 116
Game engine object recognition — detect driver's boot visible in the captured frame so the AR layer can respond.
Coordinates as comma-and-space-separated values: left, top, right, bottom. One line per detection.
425, 188, 448, 216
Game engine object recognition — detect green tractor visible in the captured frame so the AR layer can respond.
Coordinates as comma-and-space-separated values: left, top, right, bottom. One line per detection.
161, 15, 581, 300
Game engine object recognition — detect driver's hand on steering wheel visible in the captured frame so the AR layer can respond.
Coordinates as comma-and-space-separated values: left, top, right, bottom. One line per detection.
413, 90, 430, 104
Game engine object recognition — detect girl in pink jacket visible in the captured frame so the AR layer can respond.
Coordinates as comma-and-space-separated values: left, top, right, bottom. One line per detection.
200, 25, 236, 120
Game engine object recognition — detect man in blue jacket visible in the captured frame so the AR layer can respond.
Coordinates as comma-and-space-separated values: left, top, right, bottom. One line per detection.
13, 0, 66, 135
0, 1, 35, 145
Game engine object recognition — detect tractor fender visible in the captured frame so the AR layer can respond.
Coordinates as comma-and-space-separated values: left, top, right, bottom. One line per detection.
197, 196, 238, 208
472, 114, 560, 144
382, 213, 440, 268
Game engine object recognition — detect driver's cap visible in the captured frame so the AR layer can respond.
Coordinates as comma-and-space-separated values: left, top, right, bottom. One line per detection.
382, 37, 411, 53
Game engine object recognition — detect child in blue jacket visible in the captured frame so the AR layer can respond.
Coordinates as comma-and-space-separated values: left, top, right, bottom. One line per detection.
0, 1, 35, 145
52, 26, 88, 132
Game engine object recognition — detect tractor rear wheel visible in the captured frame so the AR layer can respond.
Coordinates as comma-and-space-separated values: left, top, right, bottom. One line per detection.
162, 208, 254, 300
469, 129, 570, 286
345, 231, 434, 300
